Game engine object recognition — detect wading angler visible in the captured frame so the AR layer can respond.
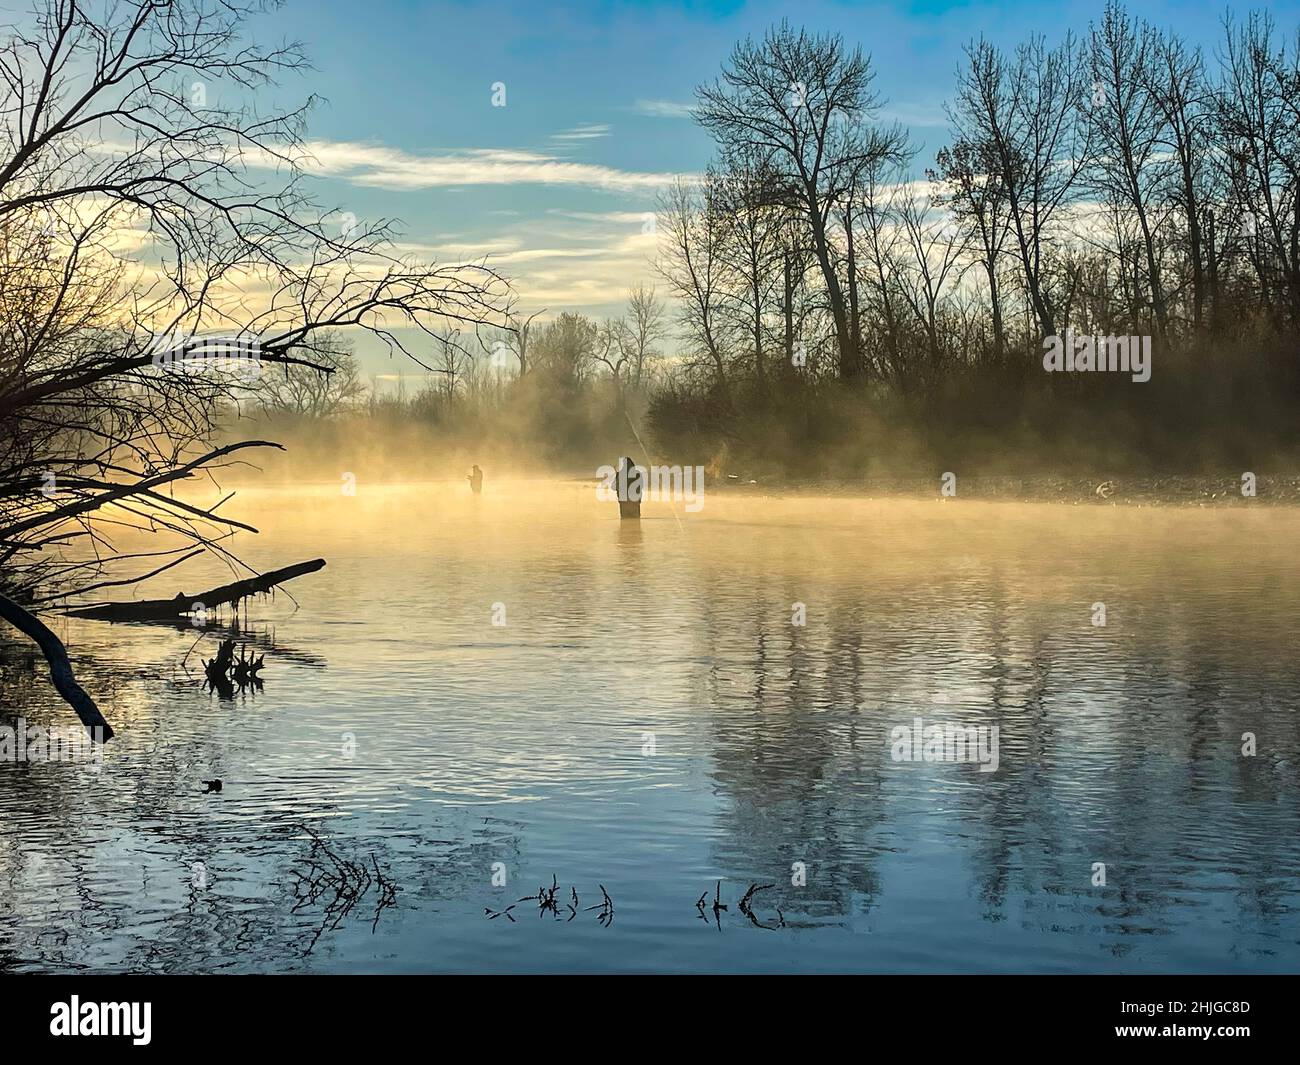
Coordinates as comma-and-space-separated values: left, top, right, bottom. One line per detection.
596, 462, 706, 513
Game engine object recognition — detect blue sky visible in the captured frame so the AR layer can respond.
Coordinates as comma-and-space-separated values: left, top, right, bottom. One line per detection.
248, 0, 1299, 369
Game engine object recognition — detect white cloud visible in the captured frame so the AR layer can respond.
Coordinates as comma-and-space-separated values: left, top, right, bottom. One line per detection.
633, 99, 694, 119
386, 219, 660, 310
86, 138, 668, 311
92, 133, 675, 193
550, 124, 611, 141
546, 209, 655, 225
512, 230, 659, 308
281, 140, 676, 192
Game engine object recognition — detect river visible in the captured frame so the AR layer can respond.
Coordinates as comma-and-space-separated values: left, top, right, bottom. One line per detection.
2, 482, 1298, 973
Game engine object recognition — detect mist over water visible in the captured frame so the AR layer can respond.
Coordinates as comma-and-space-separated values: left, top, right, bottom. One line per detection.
2, 483, 1299, 973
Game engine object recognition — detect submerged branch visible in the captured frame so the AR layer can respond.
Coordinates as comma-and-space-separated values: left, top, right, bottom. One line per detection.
0, 593, 113, 740
66, 558, 326, 621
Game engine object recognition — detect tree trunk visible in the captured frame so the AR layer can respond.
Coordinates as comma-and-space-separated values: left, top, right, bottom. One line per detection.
844, 196, 862, 373
986, 259, 1006, 361
808, 205, 856, 379
783, 250, 796, 369
0, 593, 113, 739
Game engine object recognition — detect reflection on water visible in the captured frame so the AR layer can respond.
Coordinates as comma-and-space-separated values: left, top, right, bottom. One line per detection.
2, 483, 1299, 972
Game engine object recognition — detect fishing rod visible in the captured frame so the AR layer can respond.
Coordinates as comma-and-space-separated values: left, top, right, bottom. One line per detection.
623, 408, 685, 533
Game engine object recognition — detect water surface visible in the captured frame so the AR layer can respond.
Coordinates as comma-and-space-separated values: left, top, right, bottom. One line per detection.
2, 483, 1298, 973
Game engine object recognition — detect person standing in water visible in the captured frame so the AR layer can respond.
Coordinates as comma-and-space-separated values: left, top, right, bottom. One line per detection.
616, 455, 643, 520
468, 464, 483, 495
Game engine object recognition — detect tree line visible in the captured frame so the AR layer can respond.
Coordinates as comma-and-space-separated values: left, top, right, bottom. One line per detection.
250, 3, 1300, 476
654, 4, 1300, 404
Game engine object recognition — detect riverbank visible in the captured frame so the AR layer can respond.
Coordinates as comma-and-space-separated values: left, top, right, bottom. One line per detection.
705, 472, 1300, 506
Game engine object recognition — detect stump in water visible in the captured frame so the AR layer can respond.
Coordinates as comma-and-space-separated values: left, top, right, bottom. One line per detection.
204, 638, 264, 697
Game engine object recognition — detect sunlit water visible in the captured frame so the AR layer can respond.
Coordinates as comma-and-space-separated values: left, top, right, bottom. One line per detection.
2, 482, 1299, 973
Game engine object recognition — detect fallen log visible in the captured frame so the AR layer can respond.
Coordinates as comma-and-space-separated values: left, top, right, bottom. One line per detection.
0, 593, 114, 740
65, 559, 327, 621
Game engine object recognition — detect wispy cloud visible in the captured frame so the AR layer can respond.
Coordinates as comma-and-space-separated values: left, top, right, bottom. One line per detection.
503, 231, 659, 308
285, 140, 676, 192
633, 99, 694, 119
547, 209, 655, 225
420, 224, 658, 309
550, 124, 611, 141
386, 217, 660, 310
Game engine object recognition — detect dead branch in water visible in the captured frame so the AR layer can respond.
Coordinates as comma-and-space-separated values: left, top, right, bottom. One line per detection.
290, 825, 398, 954
0, 592, 113, 740
487, 878, 613, 927
738, 882, 778, 929
695, 881, 786, 931
519, 874, 562, 919
585, 883, 615, 927
66, 559, 326, 621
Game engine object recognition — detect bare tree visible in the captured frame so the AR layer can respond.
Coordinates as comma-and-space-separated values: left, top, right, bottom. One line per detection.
935, 136, 1012, 361
623, 285, 666, 389
713, 153, 785, 389
1087, 1, 1170, 340
694, 19, 906, 380
532, 312, 597, 389
255, 334, 365, 417
1216, 10, 1300, 325
593, 317, 632, 409
952, 34, 1093, 340
775, 211, 815, 372
0, 1, 507, 719
478, 305, 545, 378
895, 179, 972, 378
434, 328, 474, 399
1144, 27, 1217, 330
852, 157, 909, 384
656, 175, 730, 385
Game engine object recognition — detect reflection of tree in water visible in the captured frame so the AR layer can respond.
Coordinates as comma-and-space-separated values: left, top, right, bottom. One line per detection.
693, 560, 1300, 952
0, 817, 522, 972
696, 572, 888, 925
929, 585, 1300, 954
